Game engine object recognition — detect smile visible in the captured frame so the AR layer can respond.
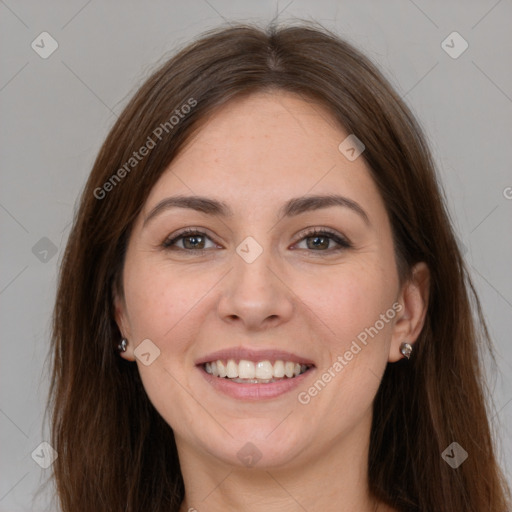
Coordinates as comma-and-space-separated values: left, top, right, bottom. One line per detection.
196, 347, 315, 400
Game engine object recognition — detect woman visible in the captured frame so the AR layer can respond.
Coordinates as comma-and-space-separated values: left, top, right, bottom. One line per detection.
47, 22, 511, 511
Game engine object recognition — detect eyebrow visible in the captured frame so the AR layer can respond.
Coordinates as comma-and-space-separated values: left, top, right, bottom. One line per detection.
143, 194, 370, 227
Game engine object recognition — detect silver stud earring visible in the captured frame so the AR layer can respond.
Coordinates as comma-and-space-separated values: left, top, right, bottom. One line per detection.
117, 338, 127, 353
400, 342, 413, 359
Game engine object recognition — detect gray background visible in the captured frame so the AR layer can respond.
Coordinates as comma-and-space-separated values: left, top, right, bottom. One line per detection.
0, 1, 511, 510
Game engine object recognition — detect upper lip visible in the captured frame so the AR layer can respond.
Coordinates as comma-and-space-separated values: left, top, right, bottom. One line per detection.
195, 347, 315, 366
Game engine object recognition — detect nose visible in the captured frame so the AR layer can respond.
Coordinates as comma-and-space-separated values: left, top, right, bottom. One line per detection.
216, 243, 294, 332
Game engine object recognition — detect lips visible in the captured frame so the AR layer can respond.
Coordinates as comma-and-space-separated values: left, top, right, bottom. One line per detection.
196, 347, 315, 399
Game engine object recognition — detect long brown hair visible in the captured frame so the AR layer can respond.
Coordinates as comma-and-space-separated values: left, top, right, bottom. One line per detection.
46, 22, 510, 511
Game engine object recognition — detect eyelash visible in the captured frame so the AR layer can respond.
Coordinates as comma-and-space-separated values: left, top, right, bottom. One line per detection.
162, 227, 352, 254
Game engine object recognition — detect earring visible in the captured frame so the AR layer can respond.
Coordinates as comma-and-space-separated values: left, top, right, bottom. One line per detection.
117, 338, 127, 353
400, 342, 413, 359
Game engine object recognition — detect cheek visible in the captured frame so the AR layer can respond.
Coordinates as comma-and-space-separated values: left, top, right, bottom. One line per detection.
295, 261, 396, 352
303, 262, 397, 410
122, 261, 208, 429
123, 259, 206, 343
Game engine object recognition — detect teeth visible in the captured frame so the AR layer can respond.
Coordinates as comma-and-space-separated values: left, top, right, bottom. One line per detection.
239, 360, 255, 379
273, 360, 285, 378
226, 359, 238, 378
203, 358, 311, 381
217, 360, 227, 378
255, 360, 273, 379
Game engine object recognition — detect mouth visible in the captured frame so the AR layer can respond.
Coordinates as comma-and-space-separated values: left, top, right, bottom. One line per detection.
196, 348, 316, 400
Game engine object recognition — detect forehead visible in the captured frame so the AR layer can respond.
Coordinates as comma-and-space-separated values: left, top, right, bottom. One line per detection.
143, 91, 385, 221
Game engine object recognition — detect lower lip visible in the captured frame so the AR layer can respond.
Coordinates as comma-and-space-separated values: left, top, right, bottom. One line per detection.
198, 366, 314, 400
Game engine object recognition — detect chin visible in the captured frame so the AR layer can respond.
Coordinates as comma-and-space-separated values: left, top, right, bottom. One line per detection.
190, 420, 309, 469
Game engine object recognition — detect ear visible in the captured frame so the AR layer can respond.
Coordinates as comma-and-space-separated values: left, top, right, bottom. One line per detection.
113, 286, 136, 362
388, 262, 430, 362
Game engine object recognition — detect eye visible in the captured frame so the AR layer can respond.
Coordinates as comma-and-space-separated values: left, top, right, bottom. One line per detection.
294, 228, 352, 252
162, 228, 217, 251
162, 227, 352, 254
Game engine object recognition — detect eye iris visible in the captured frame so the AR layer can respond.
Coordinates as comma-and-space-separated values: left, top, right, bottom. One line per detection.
307, 235, 329, 250
183, 235, 205, 249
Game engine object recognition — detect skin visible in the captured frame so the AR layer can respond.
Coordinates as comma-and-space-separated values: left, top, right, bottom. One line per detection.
114, 91, 430, 512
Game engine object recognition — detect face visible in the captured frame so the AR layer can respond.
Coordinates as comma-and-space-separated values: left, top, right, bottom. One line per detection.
115, 91, 427, 471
